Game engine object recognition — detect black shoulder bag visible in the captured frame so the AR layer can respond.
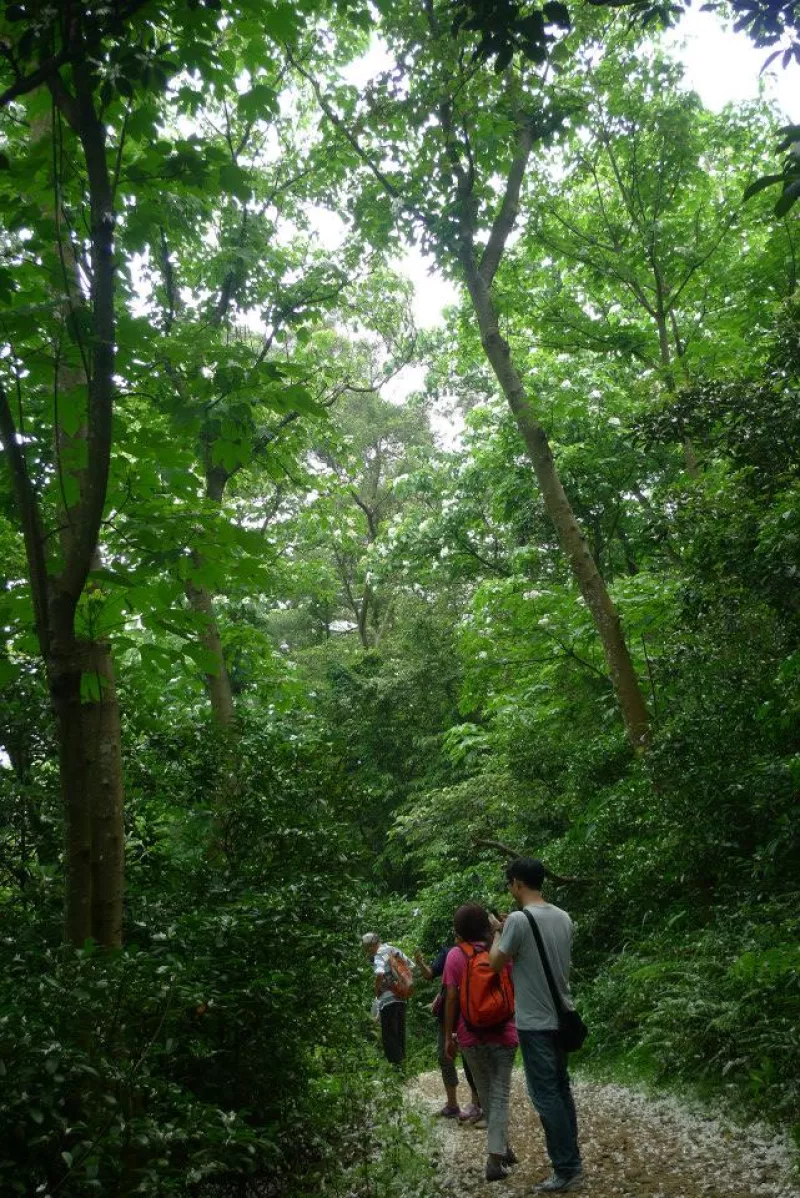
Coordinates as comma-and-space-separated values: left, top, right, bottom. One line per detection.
523, 910, 588, 1053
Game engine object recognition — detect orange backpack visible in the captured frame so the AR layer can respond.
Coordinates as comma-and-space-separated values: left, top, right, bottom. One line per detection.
386, 950, 414, 1000
459, 942, 515, 1032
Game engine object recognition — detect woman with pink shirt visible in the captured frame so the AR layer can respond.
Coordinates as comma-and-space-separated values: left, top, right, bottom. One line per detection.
443, 902, 519, 1183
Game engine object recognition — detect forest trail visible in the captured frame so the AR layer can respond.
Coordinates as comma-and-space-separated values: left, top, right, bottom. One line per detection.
408, 1070, 800, 1198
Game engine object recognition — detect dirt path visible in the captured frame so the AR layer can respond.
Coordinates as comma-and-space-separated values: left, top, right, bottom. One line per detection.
408, 1069, 800, 1198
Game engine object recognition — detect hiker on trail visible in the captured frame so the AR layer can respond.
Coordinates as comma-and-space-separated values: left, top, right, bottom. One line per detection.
414, 945, 483, 1122
489, 857, 583, 1194
361, 932, 413, 1066
442, 903, 518, 1183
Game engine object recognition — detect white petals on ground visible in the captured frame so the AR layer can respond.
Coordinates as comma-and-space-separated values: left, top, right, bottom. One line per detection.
408, 1069, 799, 1198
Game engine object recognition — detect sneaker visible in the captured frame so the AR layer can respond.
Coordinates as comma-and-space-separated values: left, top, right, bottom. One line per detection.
485, 1160, 509, 1182
473, 1116, 488, 1129
532, 1172, 584, 1192
504, 1147, 518, 1166
434, 1104, 461, 1118
458, 1104, 482, 1123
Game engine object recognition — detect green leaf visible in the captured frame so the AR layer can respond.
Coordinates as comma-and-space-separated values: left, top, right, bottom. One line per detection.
183, 642, 225, 675
280, 383, 323, 415
219, 161, 253, 202
80, 672, 104, 703
237, 84, 279, 120
261, 3, 300, 41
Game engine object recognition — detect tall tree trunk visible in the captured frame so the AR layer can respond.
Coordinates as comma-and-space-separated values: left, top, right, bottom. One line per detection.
84, 638, 124, 946
0, 100, 126, 947
435, 92, 652, 750
47, 627, 124, 947
46, 630, 123, 947
45, 98, 125, 947
47, 604, 93, 946
462, 260, 650, 749
23, 72, 125, 946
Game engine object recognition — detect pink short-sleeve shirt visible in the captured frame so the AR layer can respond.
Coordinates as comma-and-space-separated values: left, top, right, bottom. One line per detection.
442, 944, 519, 1049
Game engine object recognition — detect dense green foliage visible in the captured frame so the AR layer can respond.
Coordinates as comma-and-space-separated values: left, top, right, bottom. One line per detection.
1, 0, 798, 1193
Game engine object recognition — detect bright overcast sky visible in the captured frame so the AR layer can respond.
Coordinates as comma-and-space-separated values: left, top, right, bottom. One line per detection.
672, 7, 799, 115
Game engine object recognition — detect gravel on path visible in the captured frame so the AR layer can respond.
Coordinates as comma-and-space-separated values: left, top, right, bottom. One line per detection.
407, 1069, 800, 1198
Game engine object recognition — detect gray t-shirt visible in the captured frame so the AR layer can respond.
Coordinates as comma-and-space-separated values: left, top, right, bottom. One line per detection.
498, 903, 574, 1031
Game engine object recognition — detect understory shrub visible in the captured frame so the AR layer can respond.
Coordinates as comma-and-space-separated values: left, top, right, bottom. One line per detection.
580, 899, 800, 1126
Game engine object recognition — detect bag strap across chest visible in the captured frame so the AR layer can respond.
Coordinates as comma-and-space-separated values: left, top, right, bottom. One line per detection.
522, 909, 566, 1017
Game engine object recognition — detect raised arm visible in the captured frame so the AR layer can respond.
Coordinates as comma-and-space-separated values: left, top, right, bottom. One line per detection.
414, 950, 434, 981
488, 912, 512, 973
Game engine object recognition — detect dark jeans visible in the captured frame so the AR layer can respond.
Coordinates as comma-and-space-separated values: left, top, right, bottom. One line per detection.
380, 1001, 406, 1064
518, 1029, 581, 1178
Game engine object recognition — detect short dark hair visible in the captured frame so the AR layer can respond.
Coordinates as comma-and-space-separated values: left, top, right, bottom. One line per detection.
454, 902, 491, 942
506, 857, 546, 890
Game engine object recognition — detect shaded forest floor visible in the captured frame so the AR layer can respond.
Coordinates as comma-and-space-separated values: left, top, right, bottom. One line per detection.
408, 1069, 800, 1198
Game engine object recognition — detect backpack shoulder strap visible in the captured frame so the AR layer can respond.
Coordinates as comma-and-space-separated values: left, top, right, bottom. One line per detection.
522, 909, 565, 1017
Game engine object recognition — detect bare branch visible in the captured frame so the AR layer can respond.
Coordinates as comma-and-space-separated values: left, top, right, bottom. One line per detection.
473, 839, 584, 885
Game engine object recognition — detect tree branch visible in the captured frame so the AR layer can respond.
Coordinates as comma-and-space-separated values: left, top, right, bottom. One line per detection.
0, 53, 69, 110
286, 48, 434, 235
479, 111, 538, 287
473, 839, 583, 884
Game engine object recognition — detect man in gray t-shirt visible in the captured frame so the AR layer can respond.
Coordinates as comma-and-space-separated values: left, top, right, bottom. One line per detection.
498, 902, 574, 1030
489, 858, 583, 1193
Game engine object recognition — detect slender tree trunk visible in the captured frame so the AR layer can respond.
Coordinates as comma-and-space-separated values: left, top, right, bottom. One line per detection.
159, 235, 238, 729
185, 575, 237, 728
184, 464, 237, 729
357, 587, 371, 649
654, 300, 700, 479
462, 262, 650, 749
